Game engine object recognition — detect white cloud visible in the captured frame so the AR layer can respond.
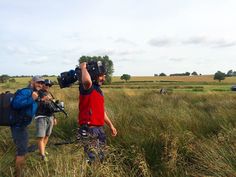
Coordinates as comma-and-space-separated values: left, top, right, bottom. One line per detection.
183, 36, 236, 48
169, 58, 185, 62
148, 38, 173, 47
25, 56, 49, 64
1, 0, 236, 76
61, 58, 77, 65
113, 38, 136, 46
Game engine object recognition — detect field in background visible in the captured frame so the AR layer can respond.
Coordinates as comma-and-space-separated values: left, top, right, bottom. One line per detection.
2, 75, 236, 93
10, 75, 236, 83
113, 75, 236, 83
0, 76, 236, 176
108, 75, 236, 93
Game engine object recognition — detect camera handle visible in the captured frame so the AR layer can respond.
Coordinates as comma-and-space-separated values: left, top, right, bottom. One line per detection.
48, 99, 68, 118
47, 91, 68, 118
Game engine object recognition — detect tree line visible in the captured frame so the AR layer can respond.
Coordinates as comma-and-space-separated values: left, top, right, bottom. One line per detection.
154, 71, 200, 76
1, 55, 236, 83
0, 56, 115, 84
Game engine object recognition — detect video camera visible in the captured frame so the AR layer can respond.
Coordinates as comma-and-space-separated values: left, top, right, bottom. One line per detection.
57, 61, 106, 88
37, 90, 68, 117
48, 100, 66, 114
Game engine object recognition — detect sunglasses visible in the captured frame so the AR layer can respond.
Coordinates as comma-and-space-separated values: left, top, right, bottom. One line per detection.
36, 81, 44, 85
45, 84, 52, 87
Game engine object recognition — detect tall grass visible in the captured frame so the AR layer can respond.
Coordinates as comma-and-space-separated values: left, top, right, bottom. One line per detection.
105, 90, 236, 176
1, 86, 236, 176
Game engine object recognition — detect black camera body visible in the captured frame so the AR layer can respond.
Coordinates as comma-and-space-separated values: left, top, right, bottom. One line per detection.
57, 61, 106, 88
37, 90, 67, 116
48, 100, 65, 113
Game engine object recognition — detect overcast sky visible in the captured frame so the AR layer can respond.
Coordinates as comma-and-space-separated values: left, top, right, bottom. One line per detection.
0, 0, 236, 76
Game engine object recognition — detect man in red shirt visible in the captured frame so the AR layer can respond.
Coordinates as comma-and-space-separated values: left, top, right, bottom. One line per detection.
77, 62, 117, 163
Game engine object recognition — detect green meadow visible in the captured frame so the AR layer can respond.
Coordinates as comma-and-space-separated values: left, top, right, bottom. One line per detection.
0, 76, 236, 176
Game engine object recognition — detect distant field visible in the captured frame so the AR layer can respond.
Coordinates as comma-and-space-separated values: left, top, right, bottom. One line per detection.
106, 75, 236, 93
9, 75, 236, 84
113, 75, 236, 83
1, 75, 236, 94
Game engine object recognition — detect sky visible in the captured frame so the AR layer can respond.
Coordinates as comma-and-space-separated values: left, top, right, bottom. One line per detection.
0, 0, 236, 76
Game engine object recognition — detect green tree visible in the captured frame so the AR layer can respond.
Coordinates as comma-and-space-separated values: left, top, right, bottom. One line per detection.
191, 71, 198, 76
226, 70, 233, 77
0, 74, 10, 83
79, 55, 114, 84
159, 73, 167, 76
214, 71, 226, 82
185, 72, 190, 76
170, 72, 190, 76
120, 74, 131, 82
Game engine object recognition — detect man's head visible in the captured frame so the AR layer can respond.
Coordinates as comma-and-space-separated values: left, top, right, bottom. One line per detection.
95, 74, 106, 86
92, 61, 107, 85
43, 79, 53, 91
31, 76, 44, 91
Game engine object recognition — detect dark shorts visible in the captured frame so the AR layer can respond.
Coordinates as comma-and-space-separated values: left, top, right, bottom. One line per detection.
10, 125, 28, 156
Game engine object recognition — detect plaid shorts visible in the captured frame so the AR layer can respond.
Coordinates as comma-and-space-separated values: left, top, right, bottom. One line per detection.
77, 125, 106, 162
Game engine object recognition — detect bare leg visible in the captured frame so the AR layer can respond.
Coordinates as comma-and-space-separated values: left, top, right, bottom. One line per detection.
38, 137, 45, 156
15, 155, 25, 177
44, 136, 49, 148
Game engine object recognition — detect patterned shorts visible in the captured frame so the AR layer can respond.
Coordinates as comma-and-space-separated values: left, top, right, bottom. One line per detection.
77, 125, 106, 162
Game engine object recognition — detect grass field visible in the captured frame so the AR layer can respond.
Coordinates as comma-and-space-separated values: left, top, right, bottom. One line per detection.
113, 75, 236, 83
0, 76, 236, 176
9, 75, 236, 83
3, 75, 236, 93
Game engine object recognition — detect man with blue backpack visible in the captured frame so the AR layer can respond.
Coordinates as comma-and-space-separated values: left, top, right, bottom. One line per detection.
10, 75, 44, 177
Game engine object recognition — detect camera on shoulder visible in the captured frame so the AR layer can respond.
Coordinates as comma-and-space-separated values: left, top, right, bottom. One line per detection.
57, 61, 106, 88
